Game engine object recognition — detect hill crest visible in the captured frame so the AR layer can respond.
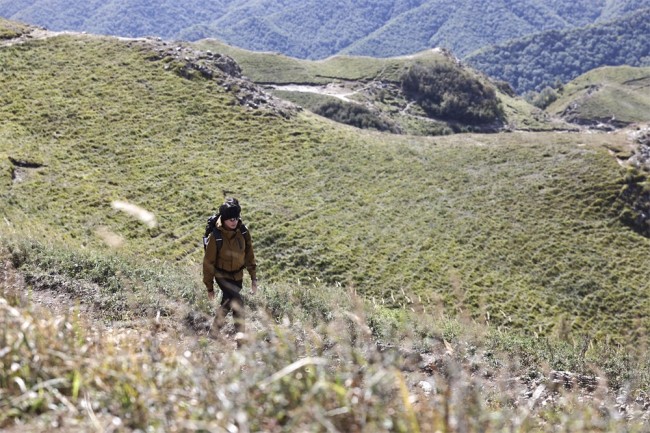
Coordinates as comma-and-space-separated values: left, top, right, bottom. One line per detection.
0, 20, 300, 119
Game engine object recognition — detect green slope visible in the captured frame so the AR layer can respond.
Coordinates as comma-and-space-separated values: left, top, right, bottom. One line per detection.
195, 40, 561, 134
548, 65, 650, 126
0, 29, 649, 345
0, 16, 31, 38
194, 39, 448, 84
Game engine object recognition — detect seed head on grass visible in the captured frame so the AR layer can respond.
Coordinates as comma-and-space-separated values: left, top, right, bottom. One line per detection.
111, 201, 157, 228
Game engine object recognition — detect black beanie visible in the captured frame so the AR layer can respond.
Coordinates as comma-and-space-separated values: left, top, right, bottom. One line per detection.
219, 198, 241, 220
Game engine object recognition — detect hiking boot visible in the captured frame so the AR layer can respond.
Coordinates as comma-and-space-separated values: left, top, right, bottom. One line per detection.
234, 332, 248, 348
208, 327, 221, 340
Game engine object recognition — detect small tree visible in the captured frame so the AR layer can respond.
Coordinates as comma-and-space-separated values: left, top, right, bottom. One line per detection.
525, 86, 559, 109
400, 63, 503, 124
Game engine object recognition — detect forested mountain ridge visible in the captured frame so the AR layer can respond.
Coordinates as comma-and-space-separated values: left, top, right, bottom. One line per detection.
338, 0, 650, 58
1, 0, 648, 60
465, 7, 650, 94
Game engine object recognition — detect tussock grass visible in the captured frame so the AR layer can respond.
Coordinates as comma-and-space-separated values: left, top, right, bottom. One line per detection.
3, 236, 209, 323
0, 34, 649, 345
1, 239, 649, 432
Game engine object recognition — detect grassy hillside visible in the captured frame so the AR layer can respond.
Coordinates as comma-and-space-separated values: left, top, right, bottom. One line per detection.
195, 40, 564, 134
1, 21, 650, 432
0, 17, 31, 38
1, 27, 649, 346
547, 65, 650, 126
195, 39, 428, 84
3, 249, 649, 431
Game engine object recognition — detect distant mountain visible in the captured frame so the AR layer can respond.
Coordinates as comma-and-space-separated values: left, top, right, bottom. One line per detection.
465, 8, 650, 94
338, 0, 650, 58
1, 0, 648, 60
0, 0, 229, 39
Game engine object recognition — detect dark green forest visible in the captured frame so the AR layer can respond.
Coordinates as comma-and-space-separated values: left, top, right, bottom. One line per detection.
314, 100, 399, 133
465, 8, 650, 93
340, 0, 650, 58
1, 0, 648, 60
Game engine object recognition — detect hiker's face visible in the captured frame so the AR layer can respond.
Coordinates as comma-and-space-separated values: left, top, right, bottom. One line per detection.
224, 217, 239, 230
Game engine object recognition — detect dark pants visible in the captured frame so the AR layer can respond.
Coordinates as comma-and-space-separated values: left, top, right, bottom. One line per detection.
211, 278, 245, 334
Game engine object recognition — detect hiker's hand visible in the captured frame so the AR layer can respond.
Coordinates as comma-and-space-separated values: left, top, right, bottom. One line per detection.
250, 279, 258, 295
208, 291, 215, 301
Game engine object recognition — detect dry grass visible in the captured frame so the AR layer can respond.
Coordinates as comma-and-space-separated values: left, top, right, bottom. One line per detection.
1, 252, 649, 432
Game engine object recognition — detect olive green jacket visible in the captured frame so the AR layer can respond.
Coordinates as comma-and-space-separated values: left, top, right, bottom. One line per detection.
202, 218, 257, 292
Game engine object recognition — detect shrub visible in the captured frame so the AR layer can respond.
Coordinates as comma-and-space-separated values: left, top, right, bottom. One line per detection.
400, 63, 504, 124
524, 86, 559, 109
314, 100, 400, 132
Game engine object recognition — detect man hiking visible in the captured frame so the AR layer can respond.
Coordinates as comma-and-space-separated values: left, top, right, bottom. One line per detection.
203, 198, 258, 344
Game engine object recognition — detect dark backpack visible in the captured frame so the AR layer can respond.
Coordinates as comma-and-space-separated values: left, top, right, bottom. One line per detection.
202, 214, 248, 252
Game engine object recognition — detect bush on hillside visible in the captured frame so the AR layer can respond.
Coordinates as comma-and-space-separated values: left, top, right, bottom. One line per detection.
314, 100, 400, 133
400, 63, 504, 124
0, 19, 30, 40
525, 86, 559, 109
618, 170, 650, 237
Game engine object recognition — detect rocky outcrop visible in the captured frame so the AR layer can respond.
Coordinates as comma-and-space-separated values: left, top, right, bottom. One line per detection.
143, 41, 242, 78
8, 156, 45, 184
0, 25, 299, 119
627, 127, 650, 170
132, 38, 299, 119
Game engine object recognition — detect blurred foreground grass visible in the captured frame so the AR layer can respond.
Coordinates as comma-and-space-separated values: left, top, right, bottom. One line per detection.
1, 237, 648, 432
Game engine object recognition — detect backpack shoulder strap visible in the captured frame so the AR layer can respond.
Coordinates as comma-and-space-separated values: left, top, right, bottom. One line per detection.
202, 226, 223, 252
212, 226, 223, 253
203, 214, 222, 251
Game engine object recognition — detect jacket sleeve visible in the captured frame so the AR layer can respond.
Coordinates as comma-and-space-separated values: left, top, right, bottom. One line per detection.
202, 234, 217, 291
244, 231, 257, 281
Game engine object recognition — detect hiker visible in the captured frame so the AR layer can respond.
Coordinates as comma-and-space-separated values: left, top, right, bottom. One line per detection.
203, 198, 258, 340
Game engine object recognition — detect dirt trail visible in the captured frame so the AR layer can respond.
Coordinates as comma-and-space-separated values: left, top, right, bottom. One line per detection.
0, 27, 149, 48
1, 28, 71, 47
267, 83, 359, 103
267, 64, 392, 104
